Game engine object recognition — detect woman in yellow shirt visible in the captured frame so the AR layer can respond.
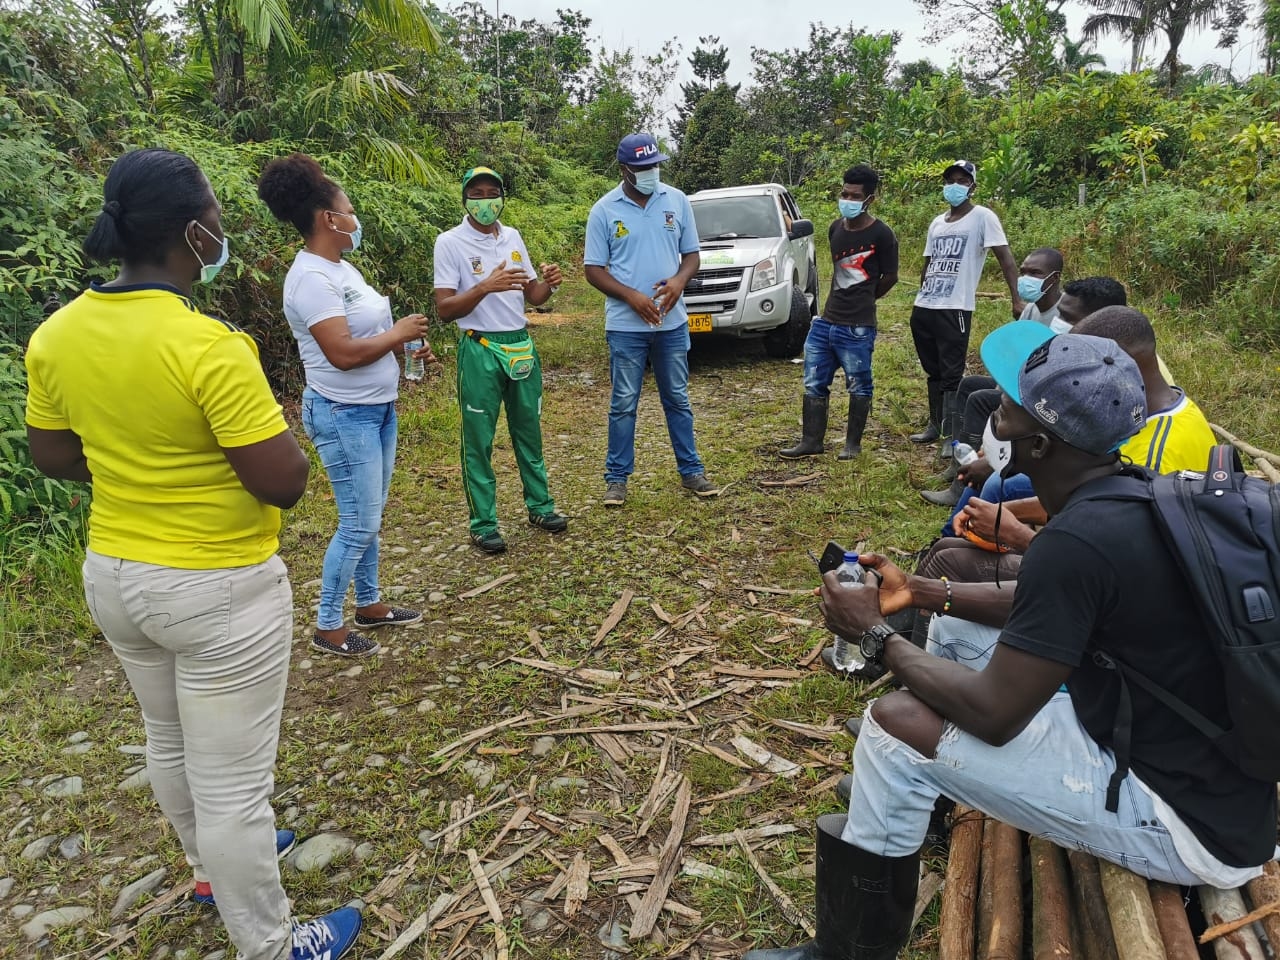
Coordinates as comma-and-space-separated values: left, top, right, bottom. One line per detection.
24, 148, 362, 960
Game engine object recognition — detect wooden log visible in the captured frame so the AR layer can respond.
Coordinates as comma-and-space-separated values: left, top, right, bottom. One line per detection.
1066, 851, 1120, 960
1098, 859, 1166, 960
1149, 881, 1198, 960
939, 806, 984, 960
1244, 868, 1280, 951
977, 819, 997, 957
629, 777, 692, 941
1030, 837, 1076, 960
1199, 886, 1267, 960
981, 822, 1024, 960
1208, 424, 1280, 468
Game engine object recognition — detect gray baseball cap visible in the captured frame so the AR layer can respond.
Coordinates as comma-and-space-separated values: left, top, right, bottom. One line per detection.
981, 327, 1147, 455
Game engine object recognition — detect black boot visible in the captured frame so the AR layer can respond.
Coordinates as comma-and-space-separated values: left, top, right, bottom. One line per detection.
936, 391, 958, 460
909, 383, 941, 443
838, 396, 871, 460
920, 477, 964, 507
742, 815, 920, 960
781, 396, 829, 459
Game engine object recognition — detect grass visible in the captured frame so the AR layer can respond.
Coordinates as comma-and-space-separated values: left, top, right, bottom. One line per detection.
2, 256, 1280, 958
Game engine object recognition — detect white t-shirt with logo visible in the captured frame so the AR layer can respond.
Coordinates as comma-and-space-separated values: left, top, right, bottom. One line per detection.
283, 250, 399, 404
914, 205, 1009, 312
1019, 298, 1063, 331
433, 219, 537, 333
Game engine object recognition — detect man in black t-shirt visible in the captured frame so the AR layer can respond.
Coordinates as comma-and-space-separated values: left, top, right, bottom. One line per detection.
745, 327, 1276, 960
780, 165, 898, 461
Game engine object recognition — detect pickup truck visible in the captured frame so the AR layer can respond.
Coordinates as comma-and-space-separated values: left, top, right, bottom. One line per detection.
684, 183, 819, 358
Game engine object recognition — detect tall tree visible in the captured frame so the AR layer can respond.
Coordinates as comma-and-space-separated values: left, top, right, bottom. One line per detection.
668, 82, 744, 191
915, 0, 1068, 84
1082, 0, 1250, 86
673, 36, 730, 146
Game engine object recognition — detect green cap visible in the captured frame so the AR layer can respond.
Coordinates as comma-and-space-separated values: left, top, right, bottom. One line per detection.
461, 166, 504, 193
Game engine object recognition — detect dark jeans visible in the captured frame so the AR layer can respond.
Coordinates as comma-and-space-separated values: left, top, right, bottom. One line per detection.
956, 375, 999, 445
910, 306, 973, 397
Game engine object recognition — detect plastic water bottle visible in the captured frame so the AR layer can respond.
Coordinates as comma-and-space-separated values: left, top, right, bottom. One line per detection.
830, 552, 866, 672
952, 441, 979, 466
404, 339, 425, 381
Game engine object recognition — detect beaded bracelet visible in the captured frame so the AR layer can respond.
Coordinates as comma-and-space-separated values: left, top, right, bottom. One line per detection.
939, 575, 953, 613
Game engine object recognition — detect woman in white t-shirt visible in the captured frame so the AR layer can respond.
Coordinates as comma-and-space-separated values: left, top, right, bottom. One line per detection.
258, 153, 435, 658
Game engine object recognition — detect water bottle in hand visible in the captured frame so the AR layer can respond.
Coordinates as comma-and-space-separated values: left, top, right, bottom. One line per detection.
952, 441, 979, 466
830, 552, 866, 672
404, 339, 425, 381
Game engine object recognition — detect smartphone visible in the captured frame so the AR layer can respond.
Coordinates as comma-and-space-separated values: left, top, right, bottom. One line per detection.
817, 540, 848, 574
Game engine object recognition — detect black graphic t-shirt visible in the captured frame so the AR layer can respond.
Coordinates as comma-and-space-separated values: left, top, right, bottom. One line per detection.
825, 218, 899, 328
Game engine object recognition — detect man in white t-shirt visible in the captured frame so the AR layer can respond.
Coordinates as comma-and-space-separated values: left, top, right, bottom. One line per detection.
433, 166, 567, 555
909, 160, 1023, 453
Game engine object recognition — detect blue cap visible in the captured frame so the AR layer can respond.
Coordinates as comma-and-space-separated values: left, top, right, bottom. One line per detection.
981, 325, 1147, 455
617, 132, 669, 167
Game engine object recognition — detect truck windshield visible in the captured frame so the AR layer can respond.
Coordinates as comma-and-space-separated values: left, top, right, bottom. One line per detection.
690, 195, 783, 241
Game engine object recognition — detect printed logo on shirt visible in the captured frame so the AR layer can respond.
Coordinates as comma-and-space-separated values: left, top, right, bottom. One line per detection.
663, 211, 676, 230
469, 257, 484, 275
342, 286, 362, 307
834, 248, 875, 290
511, 250, 523, 263
919, 235, 969, 301
613, 220, 629, 239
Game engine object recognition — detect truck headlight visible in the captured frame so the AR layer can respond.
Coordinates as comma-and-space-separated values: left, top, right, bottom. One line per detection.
749, 257, 777, 292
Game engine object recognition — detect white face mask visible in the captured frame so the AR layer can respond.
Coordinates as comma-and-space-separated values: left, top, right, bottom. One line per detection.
983, 417, 1014, 478
630, 167, 660, 195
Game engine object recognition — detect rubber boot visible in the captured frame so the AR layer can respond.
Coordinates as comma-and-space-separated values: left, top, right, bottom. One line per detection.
936, 391, 959, 460
838, 396, 871, 460
781, 396, 829, 459
920, 477, 965, 507
909, 383, 941, 443
743, 815, 920, 960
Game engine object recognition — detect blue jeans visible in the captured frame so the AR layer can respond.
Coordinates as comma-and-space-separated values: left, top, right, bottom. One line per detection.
842, 615, 1207, 885
301, 388, 397, 630
944, 471, 1037, 538
802, 318, 876, 398
605, 327, 704, 483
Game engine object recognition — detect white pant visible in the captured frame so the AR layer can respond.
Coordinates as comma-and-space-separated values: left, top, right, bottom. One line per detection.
83, 550, 294, 960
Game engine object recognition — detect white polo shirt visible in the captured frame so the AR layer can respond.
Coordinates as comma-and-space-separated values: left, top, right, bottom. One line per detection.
433, 219, 537, 333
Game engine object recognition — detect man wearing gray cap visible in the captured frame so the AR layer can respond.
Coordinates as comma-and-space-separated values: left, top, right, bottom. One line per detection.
908, 160, 1023, 453
744, 328, 1275, 960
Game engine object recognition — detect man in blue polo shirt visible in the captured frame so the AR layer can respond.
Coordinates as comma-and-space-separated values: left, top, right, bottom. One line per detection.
584, 132, 720, 507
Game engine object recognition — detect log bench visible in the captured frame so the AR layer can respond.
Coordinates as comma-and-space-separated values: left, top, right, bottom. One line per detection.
939, 806, 1280, 960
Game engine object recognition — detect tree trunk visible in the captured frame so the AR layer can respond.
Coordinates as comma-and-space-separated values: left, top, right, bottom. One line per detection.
940, 806, 984, 960
979, 821, 1023, 960
1098, 860, 1165, 960
1148, 882, 1197, 960
1067, 851, 1120, 960
1199, 886, 1266, 960
1030, 838, 1075, 960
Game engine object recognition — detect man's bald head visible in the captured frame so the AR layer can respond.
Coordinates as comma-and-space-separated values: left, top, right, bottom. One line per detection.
1073, 306, 1157, 361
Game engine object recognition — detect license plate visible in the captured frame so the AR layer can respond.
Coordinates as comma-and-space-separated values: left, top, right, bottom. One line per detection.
688, 313, 713, 333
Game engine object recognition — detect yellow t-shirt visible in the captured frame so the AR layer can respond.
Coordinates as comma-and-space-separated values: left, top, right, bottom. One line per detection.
1120, 389, 1216, 474
25, 284, 289, 568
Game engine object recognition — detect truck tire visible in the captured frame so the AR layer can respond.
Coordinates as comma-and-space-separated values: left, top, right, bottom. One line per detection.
806, 260, 820, 316
764, 285, 811, 359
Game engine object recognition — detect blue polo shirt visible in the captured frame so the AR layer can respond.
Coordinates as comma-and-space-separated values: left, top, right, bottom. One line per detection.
585, 182, 699, 333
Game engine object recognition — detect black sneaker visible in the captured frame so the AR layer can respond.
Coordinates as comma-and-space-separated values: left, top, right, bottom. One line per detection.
470, 530, 507, 554
680, 473, 721, 498
603, 482, 627, 507
354, 607, 423, 629
528, 511, 569, 533
312, 631, 381, 658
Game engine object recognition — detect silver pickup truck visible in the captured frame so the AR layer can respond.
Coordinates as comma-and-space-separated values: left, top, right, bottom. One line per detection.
684, 183, 819, 358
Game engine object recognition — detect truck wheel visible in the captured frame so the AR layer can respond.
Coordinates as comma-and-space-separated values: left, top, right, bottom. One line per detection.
806, 261, 820, 316
763, 286, 811, 359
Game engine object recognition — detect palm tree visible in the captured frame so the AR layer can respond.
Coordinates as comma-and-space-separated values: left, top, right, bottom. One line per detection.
1060, 35, 1108, 72
1082, 0, 1247, 86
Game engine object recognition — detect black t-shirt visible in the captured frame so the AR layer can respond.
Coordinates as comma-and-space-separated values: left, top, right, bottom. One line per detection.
1000, 476, 1276, 867
824, 218, 899, 328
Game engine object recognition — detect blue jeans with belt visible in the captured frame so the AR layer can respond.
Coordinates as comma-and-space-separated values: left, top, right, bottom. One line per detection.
802, 318, 876, 398
301, 388, 397, 630
604, 326, 704, 483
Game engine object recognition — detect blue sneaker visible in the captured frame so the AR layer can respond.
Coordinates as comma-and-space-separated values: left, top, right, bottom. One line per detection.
291, 906, 363, 960
193, 829, 298, 905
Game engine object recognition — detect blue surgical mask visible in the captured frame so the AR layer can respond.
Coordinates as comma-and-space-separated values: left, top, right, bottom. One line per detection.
1017, 275, 1046, 303
943, 183, 971, 207
188, 221, 229, 285
328, 211, 362, 252
838, 199, 865, 220
631, 167, 660, 195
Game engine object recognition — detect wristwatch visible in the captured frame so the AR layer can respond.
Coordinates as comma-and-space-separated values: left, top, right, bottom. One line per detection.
859, 623, 896, 665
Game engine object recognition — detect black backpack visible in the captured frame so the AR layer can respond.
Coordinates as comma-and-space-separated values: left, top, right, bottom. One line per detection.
1075, 445, 1280, 810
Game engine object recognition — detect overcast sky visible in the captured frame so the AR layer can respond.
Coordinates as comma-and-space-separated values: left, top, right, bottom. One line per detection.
495, 0, 1265, 127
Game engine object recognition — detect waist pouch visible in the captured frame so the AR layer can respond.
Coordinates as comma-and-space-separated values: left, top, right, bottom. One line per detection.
467, 330, 535, 380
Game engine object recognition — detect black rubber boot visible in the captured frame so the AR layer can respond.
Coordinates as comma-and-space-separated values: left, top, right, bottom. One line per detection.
909, 383, 941, 443
838, 396, 871, 460
940, 457, 960, 482
742, 815, 920, 960
936, 391, 959, 460
781, 396, 829, 459
920, 477, 965, 507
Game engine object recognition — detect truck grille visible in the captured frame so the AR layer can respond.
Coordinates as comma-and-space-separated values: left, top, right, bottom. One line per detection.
688, 268, 745, 297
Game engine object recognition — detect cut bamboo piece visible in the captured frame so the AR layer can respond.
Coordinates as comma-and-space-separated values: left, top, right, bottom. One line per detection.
1066, 851, 1120, 960
1030, 837, 1076, 960
1199, 886, 1267, 960
1149, 881, 1198, 960
629, 777, 693, 940
1244, 869, 1280, 951
939, 805, 984, 960
1098, 859, 1166, 960
980, 822, 1023, 960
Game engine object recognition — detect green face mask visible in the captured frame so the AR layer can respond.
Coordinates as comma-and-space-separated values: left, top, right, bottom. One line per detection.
465, 197, 504, 226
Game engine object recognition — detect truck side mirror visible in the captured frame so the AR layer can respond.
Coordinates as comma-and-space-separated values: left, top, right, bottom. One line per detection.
788, 219, 814, 240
